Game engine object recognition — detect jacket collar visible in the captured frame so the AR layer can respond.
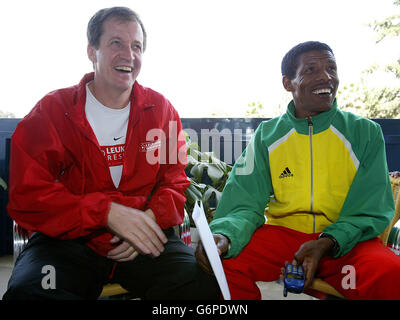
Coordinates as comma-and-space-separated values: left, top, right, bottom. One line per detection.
286, 99, 338, 134
74, 72, 154, 112
69, 72, 155, 134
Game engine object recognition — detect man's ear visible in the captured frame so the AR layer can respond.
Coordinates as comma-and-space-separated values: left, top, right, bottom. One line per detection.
282, 76, 294, 92
87, 44, 97, 64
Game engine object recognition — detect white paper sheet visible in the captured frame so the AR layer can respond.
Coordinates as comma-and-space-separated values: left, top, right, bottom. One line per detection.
192, 200, 231, 300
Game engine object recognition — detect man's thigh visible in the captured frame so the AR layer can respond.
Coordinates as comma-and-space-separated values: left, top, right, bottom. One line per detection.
318, 237, 400, 299
223, 224, 316, 282
3, 233, 112, 300
113, 228, 220, 300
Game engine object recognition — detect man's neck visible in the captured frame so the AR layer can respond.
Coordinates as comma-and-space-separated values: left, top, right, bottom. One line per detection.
88, 81, 132, 110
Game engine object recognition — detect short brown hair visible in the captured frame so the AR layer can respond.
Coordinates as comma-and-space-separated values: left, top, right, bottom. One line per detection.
87, 7, 147, 51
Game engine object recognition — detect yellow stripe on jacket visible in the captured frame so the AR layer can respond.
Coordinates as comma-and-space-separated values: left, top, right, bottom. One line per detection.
266, 126, 358, 234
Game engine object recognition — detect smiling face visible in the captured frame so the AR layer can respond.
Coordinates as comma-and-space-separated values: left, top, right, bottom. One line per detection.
283, 50, 339, 118
87, 17, 143, 101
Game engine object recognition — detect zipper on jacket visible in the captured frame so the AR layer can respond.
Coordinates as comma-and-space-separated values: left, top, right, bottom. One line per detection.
307, 116, 315, 233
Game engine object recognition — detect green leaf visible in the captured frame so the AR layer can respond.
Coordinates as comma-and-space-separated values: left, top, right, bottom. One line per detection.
190, 163, 206, 181
0, 177, 7, 190
185, 184, 202, 202
183, 129, 233, 223
206, 164, 224, 183
203, 186, 221, 203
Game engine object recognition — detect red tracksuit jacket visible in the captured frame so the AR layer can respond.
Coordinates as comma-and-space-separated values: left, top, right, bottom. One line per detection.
7, 73, 189, 256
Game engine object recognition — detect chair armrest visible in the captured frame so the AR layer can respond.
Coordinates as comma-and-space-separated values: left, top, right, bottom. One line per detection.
381, 176, 400, 246
13, 221, 29, 262
309, 278, 344, 298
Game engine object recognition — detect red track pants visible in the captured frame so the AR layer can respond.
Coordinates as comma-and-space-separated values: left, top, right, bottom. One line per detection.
222, 224, 400, 300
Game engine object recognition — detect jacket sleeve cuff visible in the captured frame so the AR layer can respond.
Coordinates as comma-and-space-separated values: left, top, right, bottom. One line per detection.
318, 232, 340, 257
148, 194, 185, 229
80, 193, 112, 231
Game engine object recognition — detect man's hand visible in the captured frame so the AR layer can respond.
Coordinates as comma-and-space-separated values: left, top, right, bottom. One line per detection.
195, 234, 230, 275
107, 202, 167, 257
281, 238, 334, 289
107, 235, 139, 262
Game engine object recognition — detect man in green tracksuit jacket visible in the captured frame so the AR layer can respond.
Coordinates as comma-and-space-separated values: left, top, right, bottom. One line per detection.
196, 41, 400, 300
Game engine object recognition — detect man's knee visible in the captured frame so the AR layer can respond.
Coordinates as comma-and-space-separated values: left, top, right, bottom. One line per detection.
3, 281, 43, 300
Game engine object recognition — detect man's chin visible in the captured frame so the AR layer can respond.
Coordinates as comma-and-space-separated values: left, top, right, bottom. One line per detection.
319, 104, 333, 111
113, 81, 135, 93
306, 103, 333, 117
316, 97, 336, 111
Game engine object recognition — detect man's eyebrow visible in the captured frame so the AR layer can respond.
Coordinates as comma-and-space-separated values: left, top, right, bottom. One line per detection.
109, 37, 142, 44
302, 61, 317, 67
109, 36, 123, 41
303, 58, 336, 65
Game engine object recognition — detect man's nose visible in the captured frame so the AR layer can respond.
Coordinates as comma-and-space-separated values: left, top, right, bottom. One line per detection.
119, 45, 135, 61
317, 69, 332, 81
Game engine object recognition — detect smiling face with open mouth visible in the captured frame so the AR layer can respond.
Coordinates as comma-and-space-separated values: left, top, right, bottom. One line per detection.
283, 50, 339, 118
87, 17, 143, 108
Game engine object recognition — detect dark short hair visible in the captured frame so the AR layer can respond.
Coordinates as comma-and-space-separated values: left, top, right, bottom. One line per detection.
281, 41, 334, 79
87, 7, 147, 51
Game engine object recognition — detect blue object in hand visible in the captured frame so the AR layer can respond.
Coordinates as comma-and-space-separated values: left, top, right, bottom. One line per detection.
283, 263, 305, 297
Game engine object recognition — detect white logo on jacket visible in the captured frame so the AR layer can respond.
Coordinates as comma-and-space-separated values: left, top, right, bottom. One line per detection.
139, 140, 162, 152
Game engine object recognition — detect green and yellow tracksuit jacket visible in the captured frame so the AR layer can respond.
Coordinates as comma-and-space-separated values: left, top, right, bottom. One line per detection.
210, 100, 394, 258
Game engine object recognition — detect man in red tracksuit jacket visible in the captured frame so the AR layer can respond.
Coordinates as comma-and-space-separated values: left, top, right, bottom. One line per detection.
3, 7, 219, 300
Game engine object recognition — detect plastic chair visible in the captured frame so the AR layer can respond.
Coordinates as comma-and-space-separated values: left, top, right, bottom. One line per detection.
380, 175, 400, 246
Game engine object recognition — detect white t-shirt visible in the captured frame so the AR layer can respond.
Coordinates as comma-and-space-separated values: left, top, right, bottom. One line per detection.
85, 83, 130, 188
